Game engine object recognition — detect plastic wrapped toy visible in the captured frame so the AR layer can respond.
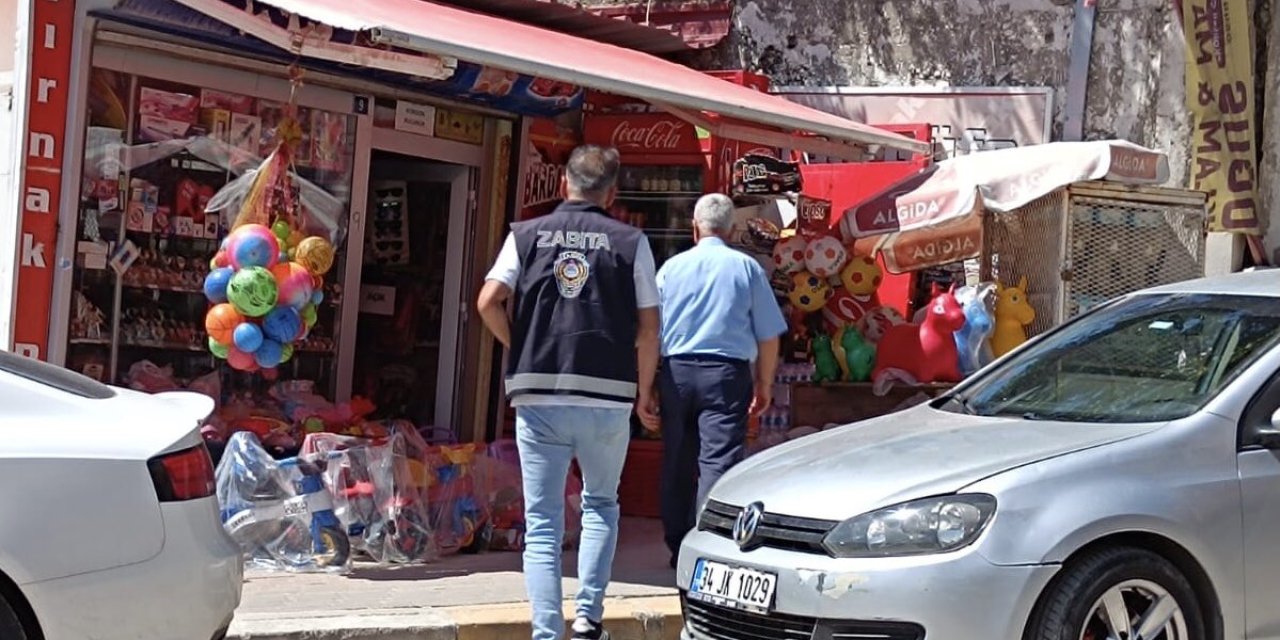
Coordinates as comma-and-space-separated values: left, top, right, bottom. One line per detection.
303, 432, 437, 565
215, 432, 351, 573
426, 444, 493, 555
482, 439, 583, 552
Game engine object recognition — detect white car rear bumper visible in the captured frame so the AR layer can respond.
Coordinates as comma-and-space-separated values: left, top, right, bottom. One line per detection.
22, 497, 243, 640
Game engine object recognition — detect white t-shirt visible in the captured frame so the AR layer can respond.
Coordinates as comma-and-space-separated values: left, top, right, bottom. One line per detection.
486, 232, 659, 409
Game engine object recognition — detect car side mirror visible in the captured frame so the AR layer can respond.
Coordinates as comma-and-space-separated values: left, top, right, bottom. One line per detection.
1254, 408, 1280, 449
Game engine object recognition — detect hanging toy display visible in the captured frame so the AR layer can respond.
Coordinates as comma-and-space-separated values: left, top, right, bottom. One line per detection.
787, 271, 832, 313
772, 235, 808, 274
201, 64, 338, 374
803, 235, 848, 279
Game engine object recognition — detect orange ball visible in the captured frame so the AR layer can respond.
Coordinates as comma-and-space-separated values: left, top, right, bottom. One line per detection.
205, 303, 243, 345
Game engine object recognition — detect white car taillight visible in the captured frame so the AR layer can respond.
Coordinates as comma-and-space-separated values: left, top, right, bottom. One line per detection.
148, 443, 216, 502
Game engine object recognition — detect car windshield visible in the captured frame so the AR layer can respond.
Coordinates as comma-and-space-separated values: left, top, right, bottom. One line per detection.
947, 293, 1280, 423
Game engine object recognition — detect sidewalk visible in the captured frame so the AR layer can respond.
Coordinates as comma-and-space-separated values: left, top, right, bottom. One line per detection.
228, 518, 683, 640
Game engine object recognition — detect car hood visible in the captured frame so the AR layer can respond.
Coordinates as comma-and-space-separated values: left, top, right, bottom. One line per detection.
710, 405, 1162, 521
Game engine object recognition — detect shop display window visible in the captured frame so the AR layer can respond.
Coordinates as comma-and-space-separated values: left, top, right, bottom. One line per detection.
67, 68, 356, 397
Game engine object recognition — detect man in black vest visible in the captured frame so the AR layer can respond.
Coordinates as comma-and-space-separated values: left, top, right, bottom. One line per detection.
477, 144, 660, 640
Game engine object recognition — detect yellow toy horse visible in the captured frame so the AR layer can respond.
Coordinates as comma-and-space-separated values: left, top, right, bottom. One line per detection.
991, 276, 1036, 358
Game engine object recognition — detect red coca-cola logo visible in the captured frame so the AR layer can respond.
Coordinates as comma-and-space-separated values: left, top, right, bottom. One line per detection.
610, 119, 686, 151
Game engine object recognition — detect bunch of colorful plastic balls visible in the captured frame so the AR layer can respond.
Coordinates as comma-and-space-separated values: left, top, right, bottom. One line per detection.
202, 221, 336, 373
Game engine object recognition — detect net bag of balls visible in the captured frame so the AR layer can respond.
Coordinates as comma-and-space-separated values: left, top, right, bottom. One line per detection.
202, 113, 337, 374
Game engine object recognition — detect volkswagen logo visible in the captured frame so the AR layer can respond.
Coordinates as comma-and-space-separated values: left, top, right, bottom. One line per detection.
733, 502, 765, 550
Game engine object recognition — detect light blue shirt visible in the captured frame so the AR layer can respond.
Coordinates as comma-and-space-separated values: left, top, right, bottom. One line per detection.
656, 237, 788, 362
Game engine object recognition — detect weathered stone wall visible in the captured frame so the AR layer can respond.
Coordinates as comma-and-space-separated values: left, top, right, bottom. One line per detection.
1259, 0, 1280, 260
721, 0, 1194, 186
584, 0, 1279, 260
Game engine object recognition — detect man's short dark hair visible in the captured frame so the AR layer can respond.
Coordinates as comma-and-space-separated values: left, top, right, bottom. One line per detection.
565, 144, 621, 199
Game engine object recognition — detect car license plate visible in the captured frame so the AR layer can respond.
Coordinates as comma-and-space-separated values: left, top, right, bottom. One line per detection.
688, 558, 776, 612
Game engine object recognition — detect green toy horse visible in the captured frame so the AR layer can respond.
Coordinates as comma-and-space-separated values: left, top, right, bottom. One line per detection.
841, 327, 876, 382
813, 334, 841, 383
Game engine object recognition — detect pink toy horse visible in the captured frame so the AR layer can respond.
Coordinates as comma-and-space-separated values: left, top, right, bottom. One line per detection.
873, 285, 968, 384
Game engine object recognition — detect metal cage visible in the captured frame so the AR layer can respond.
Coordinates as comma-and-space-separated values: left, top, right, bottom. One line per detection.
981, 181, 1208, 338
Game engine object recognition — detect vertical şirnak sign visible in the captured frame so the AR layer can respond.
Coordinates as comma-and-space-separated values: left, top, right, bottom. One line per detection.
14, 0, 76, 359
1181, 0, 1260, 233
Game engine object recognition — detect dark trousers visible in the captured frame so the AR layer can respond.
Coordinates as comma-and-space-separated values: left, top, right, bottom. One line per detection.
659, 355, 753, 556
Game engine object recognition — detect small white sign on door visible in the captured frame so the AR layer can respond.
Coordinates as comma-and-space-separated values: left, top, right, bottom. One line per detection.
359, 284, 397, 316
394, 101, 436, 137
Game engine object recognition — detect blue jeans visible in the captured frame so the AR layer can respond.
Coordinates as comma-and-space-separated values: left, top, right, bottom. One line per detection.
516, 404, 631, 640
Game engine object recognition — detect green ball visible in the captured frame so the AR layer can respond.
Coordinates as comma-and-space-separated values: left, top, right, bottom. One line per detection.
208, 336, 230, 359
226, 266, 278, 318
301, 304, 318, 328
280, 343, 295, 364
271, 221, 292, 245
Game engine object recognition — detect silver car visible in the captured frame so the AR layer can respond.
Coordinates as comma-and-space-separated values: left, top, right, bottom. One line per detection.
678, 270, 1280, 640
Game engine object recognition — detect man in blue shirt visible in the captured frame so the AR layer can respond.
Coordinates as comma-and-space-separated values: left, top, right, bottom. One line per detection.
653, 193, 787, 566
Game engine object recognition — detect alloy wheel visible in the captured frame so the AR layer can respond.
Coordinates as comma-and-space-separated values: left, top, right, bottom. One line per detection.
1079, 579, 1189, 640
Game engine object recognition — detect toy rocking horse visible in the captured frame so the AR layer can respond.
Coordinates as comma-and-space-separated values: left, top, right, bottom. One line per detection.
992, 276, 1036, 358
873, 284, 968, 384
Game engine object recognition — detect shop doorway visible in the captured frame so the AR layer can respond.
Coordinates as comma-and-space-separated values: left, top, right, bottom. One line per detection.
353, 151, 470, 436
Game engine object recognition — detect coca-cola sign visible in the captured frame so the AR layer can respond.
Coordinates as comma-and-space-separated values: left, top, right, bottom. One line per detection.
584, 115, 702, 155
610, 119, 686, 151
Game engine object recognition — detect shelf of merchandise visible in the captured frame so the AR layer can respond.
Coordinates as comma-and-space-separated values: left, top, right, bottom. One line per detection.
66, 71, 352, 395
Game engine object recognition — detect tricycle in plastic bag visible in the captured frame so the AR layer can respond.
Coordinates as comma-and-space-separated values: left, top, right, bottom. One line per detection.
215, 432, 351, 572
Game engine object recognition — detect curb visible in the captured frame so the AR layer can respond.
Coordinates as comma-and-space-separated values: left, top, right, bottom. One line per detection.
228, 596, 683, 640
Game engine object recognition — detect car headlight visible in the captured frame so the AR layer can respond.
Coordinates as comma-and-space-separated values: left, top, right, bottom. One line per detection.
822, 494, 996, 558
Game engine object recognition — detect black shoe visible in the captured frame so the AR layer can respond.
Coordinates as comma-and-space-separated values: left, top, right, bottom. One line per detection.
572, 617, 610, 640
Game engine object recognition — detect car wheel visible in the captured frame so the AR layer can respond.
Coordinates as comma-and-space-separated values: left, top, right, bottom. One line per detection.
1027, 547, 1204, 640
0, 594, 28, 640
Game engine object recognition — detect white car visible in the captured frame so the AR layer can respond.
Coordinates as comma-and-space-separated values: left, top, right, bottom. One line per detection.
0, 350, 243, 640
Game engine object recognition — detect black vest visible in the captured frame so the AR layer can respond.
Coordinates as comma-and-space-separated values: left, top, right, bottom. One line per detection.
506, 200, 644, 404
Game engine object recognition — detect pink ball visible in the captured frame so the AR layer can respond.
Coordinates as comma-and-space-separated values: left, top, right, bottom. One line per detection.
226, 346, 256, 371
227, 224, 281, 270
271, 262, 314, 309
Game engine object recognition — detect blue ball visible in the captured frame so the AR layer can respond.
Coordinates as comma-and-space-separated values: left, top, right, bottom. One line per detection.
203, 267, 234, 303
232, 234, 276, 269
311, 290, 324, 306
232, 322, 264, 353
255, 339, 284, 369
262, 307, 301, 344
